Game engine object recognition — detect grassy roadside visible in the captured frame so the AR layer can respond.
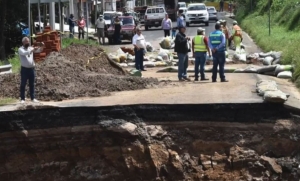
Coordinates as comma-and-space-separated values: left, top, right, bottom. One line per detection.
0, 97, 17, 106
236, 0, 300, 88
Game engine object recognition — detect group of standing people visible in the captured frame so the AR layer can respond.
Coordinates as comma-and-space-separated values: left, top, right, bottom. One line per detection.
174, 13, 243, 82
68, 14, 86, 39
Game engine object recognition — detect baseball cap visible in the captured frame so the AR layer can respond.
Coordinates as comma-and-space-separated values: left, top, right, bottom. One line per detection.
197, 28, 204, 33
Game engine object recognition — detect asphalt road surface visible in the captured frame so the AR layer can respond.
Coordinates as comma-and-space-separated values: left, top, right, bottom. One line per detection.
141, 12, 225, 45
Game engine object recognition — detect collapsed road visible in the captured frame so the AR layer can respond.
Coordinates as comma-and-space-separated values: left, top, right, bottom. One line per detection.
0, 103, 300, 181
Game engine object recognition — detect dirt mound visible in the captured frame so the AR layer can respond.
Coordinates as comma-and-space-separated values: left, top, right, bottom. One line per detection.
0, 44, 159, 101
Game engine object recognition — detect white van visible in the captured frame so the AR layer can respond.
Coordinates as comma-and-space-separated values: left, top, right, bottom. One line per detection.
144, 6, 166, 31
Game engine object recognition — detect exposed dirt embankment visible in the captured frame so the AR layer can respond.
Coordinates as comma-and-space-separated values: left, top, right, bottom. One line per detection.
0, 104, 300, 181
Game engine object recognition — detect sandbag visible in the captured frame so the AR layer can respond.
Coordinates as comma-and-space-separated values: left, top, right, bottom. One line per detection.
158, 48, 170, 61
144, 61, 156, 68
277, 71, 292, 79
274, 65, 293, 75
129, 69, 142, 77
146, 42, 154, 52
156, 67, 176, 72
256, 80, 278, 96
159, 37, 171, 49
119, 63, 128, 67
272, 59, 281, 65
233, 66, 257, 73
263, 56, 274, 66
239, 53, 247, 62
154, 61, 168, 67
259, 52, 272, 58
156, 56, 163, 61
263, 90, 288, 103
128, 62, 135, 67
270, 51, 282, 60
257, 65, 277, 74
127, 54, 134, 61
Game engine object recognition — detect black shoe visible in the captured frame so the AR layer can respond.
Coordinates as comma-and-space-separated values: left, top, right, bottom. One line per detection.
221, 79, 229, 82
183, 77, 191, 81
194, 78, 199, 81
141, 69, 147, 71
201, 78, 209, 81
212, 80, 217, 82
179, 79, 185, 82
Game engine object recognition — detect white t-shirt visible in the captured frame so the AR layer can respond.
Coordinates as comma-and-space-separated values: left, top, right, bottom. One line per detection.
132, 34, 146, 49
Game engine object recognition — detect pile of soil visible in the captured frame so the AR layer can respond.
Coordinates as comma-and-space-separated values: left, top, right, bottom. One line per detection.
0, 44, 159, 101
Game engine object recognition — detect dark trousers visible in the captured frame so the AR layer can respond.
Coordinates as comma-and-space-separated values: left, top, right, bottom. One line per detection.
20, 67, 35, 100
134, 48, 144, 70
212, 51, 226, 81
78, 27, 84, 39
163, 30, 170, 37
114, 32, 121, 44
69, 26, 74, 38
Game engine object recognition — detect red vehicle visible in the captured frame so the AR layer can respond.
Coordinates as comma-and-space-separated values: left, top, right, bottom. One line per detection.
106, 16, 136, 44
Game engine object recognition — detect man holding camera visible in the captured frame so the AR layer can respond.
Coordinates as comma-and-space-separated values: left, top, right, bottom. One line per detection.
18, 37, 44, 103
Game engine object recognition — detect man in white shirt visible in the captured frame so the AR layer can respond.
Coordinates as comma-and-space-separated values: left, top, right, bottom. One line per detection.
18, 37, 44, 103
132, 27, 147, 71
95, 15, 106, 44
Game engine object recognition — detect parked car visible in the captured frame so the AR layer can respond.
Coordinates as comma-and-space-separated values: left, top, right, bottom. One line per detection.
207, 6, 218, 22
178, 2, 187, 9
106, 16, 136, 44
103, 11, 123, 27
144, 6, 166, 30
124, 11, 140, 25
185, 3, 209, 27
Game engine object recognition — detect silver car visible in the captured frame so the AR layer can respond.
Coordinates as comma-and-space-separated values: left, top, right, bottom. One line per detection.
207, 6, 218, 22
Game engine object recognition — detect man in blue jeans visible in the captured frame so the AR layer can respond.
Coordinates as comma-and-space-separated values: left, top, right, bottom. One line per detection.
208, 23, 228, 82
174, 26, 191, 81
68, 14, 76, 38
192, 28, 211, 81
18, 37, 44, 103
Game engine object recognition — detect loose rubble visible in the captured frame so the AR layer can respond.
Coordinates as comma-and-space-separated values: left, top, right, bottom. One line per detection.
0, 44, 161, 101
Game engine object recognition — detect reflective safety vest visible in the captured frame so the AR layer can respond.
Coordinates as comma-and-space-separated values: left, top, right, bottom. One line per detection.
209, 30, 225, 52
194, 35, 207, 52
233, 25, 242, 37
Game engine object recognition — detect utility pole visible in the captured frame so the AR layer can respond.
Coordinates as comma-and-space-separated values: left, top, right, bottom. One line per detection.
268, 0, 271, 36
95, 0, 98, 25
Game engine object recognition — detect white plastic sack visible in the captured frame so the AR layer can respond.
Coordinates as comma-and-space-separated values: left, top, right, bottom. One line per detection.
128, 62, 135, 67
233, 66, 257, 73
274, 65, 293, 75
239, 53, 247, 62
156, 56, 163, 61
146, 42, 154, 52
264, 90, 288, 103
158, 48, 170, 61
277, 71, 292, 79
257, 65, 277, 74
263, 56, 274, 66
119, 63, 128, 67
159, 36, 172, 49
144, 61, 156, 68
259, 52, 273, 58
256, 80, 278, 96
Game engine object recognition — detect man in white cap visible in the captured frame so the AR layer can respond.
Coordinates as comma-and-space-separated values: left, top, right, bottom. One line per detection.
95, 15, 106, 44
230, 20, 243, 53
192, 27, 211, 81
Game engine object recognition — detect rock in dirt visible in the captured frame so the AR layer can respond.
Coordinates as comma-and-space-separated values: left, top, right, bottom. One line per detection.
260, 156, 282, 174
0, 44, 160, 101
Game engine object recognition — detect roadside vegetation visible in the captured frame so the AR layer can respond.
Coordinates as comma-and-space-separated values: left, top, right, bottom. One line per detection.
235, 0, 300, 87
